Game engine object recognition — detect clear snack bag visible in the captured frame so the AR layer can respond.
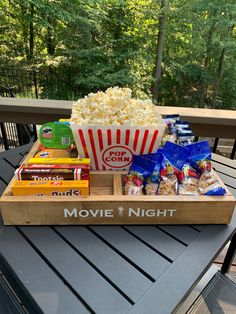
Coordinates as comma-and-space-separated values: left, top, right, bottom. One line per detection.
187, 141, 226, 195
178, 163, 199, 195
158, 142, 188, 195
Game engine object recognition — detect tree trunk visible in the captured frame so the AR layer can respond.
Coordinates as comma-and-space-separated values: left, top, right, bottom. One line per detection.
29, 4, 34, 60
19, 3, 29, 60
46, 18, 56, 56
198, 22, 216, 106
212, 47, 226, 106
152, 0, 167, 105
212, 24, 234, 106
22, 23, 29, 60
47, 26, 55, 55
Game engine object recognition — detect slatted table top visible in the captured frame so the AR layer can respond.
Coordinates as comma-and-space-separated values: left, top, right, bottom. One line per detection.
0, 144, 236, 314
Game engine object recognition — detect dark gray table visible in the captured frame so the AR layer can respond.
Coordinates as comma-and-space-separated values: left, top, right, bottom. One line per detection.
0, 144, 235, 314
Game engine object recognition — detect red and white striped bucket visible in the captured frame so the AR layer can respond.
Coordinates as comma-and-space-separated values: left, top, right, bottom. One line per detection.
71, 124, 165, 170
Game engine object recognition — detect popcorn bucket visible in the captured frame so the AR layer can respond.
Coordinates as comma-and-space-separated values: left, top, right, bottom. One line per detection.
71, 124, 166, 170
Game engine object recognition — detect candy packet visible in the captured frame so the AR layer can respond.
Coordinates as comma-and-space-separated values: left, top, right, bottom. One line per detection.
175, 121, 190, 133
187, 141, 211, 174
124, 157, 157, 195
177, 128, 195, 146
142, 150, 163, 195
132, 155, 159, 172
187, 141, 226, 195
161, 134, 177, 146
145, 176, 160, 195
198, 172, 226, 196
178, 163, 199, 195
164, 114, 180, 135
162, 116, 193, 146
124, 164, 147, 195
158, 142, 188, 195
142, 148, 163, 163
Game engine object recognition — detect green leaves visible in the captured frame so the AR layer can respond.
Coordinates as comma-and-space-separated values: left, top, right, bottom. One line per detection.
0, 0, 235, 109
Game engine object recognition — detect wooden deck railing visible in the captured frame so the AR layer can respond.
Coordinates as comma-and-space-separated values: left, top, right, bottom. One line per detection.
0, 97, 236, 157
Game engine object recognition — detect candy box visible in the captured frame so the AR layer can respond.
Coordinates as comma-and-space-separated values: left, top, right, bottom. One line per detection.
14, 167, 82, 181
11, 180, 89, 196
71, 124, 166, 170
27, 157, 90, 165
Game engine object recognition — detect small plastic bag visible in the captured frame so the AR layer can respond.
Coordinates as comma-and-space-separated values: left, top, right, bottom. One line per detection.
124, 164, 147, 195
164, 114, 180, 135
124, 156, 157, 195
177, 130, 195, 146
187, 141, 211, 173
158, 142, 188, 195
161, 134, 177, 146
198, 172, 226, 196
158, 175, 178, 195
145, 177, 160, 195
175, 121, 190, 133
142, 150, 163, 195
178, 163, 199, 195
187, 141, 226, 195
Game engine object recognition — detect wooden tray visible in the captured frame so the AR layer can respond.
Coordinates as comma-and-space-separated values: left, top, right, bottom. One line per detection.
0, 142, 235, 225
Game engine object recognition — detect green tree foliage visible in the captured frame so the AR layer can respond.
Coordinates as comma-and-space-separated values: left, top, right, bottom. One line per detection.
0, 0, 235, 109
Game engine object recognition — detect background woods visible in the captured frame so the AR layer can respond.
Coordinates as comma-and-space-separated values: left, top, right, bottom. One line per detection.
0, 0, 235, 109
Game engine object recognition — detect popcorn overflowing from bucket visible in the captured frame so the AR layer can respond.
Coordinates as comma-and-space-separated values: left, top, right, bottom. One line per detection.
70, 87, 166, 170
70, 87, 162, 127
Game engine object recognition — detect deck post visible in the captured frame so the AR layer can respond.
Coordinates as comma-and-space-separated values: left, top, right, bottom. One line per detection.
221, 232, 236, 274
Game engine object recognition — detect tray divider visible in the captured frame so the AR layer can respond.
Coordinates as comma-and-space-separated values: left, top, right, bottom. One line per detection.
113, 174, 123, 195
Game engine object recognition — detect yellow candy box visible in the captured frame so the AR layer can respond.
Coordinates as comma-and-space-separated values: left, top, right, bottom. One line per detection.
27, 158, 90, 165
11, 180, 89, 196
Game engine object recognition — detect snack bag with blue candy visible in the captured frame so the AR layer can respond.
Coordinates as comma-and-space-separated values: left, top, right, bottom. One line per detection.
164, 114, 180, 134
175, 121, 190, 132
124, 157, 158, 195
187, 141, 226, 195
177, 128, 195, 146
161, 114, 179, 145
198, 171, 226, 195
142, 150, 163, 195
124, 164, 147, 195
158, 142, 188, 195
187, 140, 211, 173
142, 147, 163, 161
178, 162, 199, 195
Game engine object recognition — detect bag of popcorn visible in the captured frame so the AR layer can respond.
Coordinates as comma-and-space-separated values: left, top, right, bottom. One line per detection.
70, 87, 166, 170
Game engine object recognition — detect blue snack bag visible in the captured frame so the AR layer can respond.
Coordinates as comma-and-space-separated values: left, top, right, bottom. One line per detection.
132, 155, 160, 173
142, 149, 163, 163
178, 162, 199, 195
187, 141, 226, 195
164, 114, 180, 134
175, 121, 190, 133
125, 151, 164, 196
158, 142, 189, 195
162, 141, 189, 174
124, 157, 156, 195
198, 171, 226, 195
177, 129, 195, 146
124, 164, 148, 195
142, 151, 163, 195
187, 141, 211, 174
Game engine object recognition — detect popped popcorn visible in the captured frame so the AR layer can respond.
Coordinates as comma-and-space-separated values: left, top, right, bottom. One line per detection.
70, 87, 162, 126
